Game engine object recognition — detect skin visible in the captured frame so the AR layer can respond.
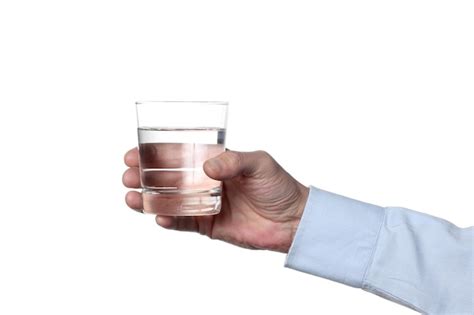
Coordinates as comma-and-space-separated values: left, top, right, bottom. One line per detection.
123, 148, 309, 253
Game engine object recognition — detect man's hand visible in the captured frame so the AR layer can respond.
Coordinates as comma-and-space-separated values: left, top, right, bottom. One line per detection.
123, 148, 309, 253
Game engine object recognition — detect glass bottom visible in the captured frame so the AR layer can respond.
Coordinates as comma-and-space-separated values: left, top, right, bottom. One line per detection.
142, 188, 222, 216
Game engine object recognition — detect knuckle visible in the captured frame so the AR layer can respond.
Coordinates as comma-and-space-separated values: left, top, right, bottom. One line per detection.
255, 150, 279, 173
122, 170, 129, 185
223, 151, 242, 167
255, 150, 272, 161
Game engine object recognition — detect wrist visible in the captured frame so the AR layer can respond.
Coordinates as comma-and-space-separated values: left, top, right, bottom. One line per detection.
278, 184, 309, 253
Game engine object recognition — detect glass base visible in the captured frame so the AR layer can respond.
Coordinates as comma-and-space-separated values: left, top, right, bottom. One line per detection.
142, 188, 222, 216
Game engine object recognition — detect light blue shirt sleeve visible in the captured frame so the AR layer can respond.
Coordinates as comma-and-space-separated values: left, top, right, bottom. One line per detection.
285, 186, 473, 314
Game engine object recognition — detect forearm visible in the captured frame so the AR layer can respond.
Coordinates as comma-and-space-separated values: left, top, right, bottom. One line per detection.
285, 187, 473, 314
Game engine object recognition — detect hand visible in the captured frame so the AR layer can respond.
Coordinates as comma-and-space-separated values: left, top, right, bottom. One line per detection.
123, 148, 309, 253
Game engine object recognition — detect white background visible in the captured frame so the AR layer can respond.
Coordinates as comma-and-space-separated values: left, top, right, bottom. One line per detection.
0, 1, 473, 314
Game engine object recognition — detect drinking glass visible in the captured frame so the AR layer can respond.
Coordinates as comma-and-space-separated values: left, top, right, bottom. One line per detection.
136, 101, 228, 216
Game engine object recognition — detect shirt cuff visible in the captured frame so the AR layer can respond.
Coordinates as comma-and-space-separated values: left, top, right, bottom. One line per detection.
285, 186, 386, 288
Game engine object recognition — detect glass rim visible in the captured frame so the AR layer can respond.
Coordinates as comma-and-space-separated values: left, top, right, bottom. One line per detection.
136, 100, 228, 106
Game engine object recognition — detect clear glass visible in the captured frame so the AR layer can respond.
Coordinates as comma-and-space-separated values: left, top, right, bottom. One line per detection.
135, 101, 228, 216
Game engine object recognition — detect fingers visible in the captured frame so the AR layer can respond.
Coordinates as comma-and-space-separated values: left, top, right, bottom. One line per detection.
155, 216, 176, 228
124, 149, 141, 213
125, 188, 213, 236
139, 143, 224, 168
141, 169, 220, 190
155, 216, 198, 232
122, 167, 140, 188
125, 191, 143, 212
203, 150, 276, 180
123, 149, 142, 213
155, 215, 214, 236
124, 147, 139, 167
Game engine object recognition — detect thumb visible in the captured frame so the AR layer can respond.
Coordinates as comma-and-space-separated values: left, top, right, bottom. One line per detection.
204, 150, 268, 180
